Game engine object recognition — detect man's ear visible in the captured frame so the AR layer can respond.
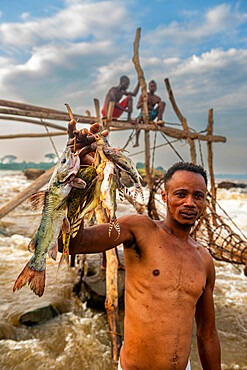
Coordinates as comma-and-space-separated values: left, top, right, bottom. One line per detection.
161, 190, 167, 203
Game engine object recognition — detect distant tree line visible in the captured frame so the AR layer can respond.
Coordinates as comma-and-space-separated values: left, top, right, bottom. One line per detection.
0, 152, 57, 171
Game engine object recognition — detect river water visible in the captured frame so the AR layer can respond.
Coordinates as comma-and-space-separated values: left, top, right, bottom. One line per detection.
0, 171, 246, 369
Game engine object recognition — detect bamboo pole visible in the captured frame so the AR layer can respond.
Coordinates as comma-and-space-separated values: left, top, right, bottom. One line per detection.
0, 166, 55, 219
132, 27, 153, 190
95, 206, 121, 369
164, 78, 197, 163
207, 109, 216, 212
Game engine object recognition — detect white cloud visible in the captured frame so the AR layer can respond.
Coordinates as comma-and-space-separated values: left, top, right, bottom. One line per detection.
20, 12, 30, 20
0, 1, 129, 47
144, 3, 247, 46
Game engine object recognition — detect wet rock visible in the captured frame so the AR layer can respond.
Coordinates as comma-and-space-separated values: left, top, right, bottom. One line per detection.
0, 322, 16, 340
79, 250, 125, 310
217, 181, 247, 189
23, 168, 45, 180
19, 304, 60, 326
0, 225, 11, 237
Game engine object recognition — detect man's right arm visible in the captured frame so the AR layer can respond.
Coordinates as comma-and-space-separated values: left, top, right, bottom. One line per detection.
68, 214, 136, 255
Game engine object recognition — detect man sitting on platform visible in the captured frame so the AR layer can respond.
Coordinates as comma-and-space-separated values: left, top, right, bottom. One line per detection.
134, 79, 166, 147
101, 75, 140, 121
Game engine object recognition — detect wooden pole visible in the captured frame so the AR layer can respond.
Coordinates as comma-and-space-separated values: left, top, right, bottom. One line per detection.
0, 115, 67, 131
0, 166, 55, 219
207, 109, 216, 211
0, 132, 66, 139
132, 27, 153, 190
95, 206, 121, 369
164, 78, 197, 163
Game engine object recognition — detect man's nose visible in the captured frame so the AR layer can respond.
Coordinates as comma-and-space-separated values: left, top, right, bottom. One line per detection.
183, 195, 196, 207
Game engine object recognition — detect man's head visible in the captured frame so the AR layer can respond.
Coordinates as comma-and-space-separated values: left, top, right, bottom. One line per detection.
120, 75, 130, 90
162, 162, 207, 227
148, 80, 157, 93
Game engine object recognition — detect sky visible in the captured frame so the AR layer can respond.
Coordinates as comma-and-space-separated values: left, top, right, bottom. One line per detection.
0, 0, 246, 174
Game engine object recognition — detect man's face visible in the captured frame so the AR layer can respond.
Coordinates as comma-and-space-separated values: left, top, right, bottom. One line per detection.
149, 82, 157, 93
162, 170, 207, 226
121, 79, 130, 90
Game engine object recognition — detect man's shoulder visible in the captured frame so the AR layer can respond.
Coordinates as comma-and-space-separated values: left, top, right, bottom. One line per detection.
119, 214, 156, 228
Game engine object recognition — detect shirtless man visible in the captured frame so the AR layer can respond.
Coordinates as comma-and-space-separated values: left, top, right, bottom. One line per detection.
101, 75, 140, 121
134, 80, 166, 147
66, 123, 221, 370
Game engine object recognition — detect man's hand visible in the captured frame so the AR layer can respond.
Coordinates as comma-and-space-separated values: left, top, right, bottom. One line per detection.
67, 119, 108, 165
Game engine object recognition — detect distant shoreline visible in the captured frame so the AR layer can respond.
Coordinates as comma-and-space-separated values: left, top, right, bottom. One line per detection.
0, 163, 246, 180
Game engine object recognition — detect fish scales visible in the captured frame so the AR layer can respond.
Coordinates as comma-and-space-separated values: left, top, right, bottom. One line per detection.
13, 147, 80, 297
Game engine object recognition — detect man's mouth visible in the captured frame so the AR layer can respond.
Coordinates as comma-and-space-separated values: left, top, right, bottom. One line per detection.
179, 210, 198, 218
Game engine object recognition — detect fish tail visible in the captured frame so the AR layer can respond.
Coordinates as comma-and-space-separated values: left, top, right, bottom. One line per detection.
13, 263, 46, 297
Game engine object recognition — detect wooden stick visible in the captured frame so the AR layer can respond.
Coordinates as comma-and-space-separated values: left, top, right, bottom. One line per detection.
107, 101, 115, 131
0, 132, 66, 139
94, 98, 101, 122
207, 109, 216, 212
95, 206, 121, 369
164, 78, 197, 163
0, 107, 95, 123
0, 108, 226, 142
0, 115, 67, 131
0, 99, 78, 115
132, 27, 152, 191
0, 166, 55, 219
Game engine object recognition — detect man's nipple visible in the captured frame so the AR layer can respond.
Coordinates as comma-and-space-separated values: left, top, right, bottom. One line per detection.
153, 269, 160, 276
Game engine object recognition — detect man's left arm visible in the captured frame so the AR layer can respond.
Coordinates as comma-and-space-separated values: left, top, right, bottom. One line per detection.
127, 82, 140, 96
195, 252, 221, 369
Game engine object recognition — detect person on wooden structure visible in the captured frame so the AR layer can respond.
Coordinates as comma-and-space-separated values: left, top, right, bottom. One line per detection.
101, 75, 140, 121
64, 122, 221, 370
134, 79, 166, 147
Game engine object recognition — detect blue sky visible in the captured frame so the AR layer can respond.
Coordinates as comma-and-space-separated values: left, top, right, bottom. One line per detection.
0, 0, 246, 174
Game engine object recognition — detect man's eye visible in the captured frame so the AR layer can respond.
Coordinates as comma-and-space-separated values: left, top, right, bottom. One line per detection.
195, 194, 203, 199
177, 192, 185, 197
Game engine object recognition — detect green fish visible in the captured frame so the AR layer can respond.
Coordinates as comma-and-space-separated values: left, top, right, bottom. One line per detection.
58, 166, 97, 268
13, 147, 80, 297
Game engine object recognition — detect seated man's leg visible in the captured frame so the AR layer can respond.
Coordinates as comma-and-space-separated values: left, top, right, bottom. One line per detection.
157, 101, 166, 122
126, 96, 133, 121
133, 115, 142, 147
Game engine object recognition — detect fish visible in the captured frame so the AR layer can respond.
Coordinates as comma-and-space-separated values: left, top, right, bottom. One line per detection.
101, 145, 144, 201
100, 161, 120, 238
58, 166, 97, 267
72, 162, 106, 234
13, 147, 80, 297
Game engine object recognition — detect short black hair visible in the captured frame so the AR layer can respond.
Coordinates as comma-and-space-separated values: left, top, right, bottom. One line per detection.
164, 162, 208, 187
120, 75, 130, 84
149, 80, 157, 85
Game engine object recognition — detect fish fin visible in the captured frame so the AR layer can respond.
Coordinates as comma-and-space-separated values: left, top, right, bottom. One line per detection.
28, 191, 46, 212
118, 188, 124, 202
57, 250, 70, 272
71, 218, 83, 238
109, 218, 120, 239
28, 237, 37, 253
71, 178, 87, 189
62, 217, 70, 233
48, 242, 58, 261
13, 263, 46, 297
134, 184, 144, 201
